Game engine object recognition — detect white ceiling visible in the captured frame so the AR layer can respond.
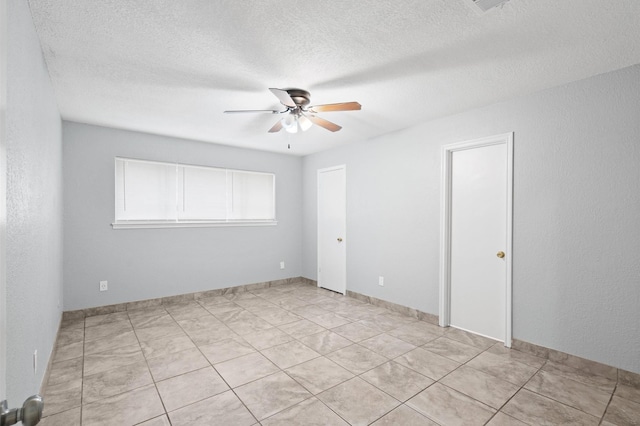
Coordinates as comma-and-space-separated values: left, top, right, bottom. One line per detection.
28, 0, 640, 156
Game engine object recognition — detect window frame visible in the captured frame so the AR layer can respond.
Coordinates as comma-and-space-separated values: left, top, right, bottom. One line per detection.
112, 157, 277, 229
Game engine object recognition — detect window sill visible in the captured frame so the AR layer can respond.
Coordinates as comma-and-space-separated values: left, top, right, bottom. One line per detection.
111, 220, 278, 229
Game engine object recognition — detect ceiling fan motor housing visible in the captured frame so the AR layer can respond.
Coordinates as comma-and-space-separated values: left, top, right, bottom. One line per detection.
284, 89, 311, 107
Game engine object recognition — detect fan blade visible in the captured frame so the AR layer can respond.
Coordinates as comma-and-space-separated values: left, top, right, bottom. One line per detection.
269, 88, 297, 108
308, 102, 361, 113
224, 109, 279, 114
307, 115, 342, 132
268, 119, 283, 133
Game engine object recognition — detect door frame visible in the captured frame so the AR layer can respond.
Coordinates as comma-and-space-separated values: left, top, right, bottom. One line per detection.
439, 133, 514, 347
1, 0, 8, 399
317, 165, 347, 294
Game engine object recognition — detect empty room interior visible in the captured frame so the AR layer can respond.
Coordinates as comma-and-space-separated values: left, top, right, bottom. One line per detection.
2, 0, 640, 425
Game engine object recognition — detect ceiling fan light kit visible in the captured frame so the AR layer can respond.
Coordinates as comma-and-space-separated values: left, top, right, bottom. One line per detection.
224, 88, 361, 134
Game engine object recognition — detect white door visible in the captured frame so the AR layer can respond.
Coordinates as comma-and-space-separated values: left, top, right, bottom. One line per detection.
1, 0, 8, 401
317, 166, 346, 294
440, 134, 513, 345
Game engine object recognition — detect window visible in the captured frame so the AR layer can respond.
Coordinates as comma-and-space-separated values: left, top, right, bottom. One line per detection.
113, 157, 276, 228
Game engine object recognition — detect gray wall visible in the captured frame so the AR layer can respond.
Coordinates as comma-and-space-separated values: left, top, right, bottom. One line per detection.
63, 122, 302, 311
6, 0, 63, 403
302, 64, 640, 374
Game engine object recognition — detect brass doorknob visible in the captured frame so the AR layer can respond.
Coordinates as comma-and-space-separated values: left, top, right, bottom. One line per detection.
496, 251, 505, 258
337, 238, 343, 242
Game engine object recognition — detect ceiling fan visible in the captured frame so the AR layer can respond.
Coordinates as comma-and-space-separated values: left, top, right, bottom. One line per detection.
224, 88, 361, 133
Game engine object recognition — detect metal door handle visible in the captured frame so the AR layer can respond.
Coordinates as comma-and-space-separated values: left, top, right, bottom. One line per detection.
1, 395, 44, 426
496, 251, 505, 258
337, 238, 343, 242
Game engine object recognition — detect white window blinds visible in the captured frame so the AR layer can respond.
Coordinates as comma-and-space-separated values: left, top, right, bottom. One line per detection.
114, 158, 276, 227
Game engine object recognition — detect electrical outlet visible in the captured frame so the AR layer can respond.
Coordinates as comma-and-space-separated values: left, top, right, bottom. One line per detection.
379, 276, 384, 286
33, 350, 37, 375
280, 261, 285, 270
99, 280, 108, 291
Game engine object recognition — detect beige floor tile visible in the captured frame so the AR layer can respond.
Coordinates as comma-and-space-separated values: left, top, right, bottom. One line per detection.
226, 316, 275, 335
603, 395, 640, 425
261, 397, 349, 426
331, 322, 381, 342
318, 377, 400, 426
524, 369, 611, 417
290, 305, 331, 319
387, 323, 441, 346
131, 313, 176, 330
334, 306, 378, 321
371, 404, 438, 425
422, 337, 483, 363
203, 302, 244, 318
84, 329, 139, 355
82, 384, 165, 426
53, 340, 83, 363
42, 378, 82, 416
502, 389, 599, 425
168, 390, 256, 426
82, 360, 153, 404
616, 383, 640, 404
134, 322, 185, 343
308, 312, 352, 328
214, 351, 280, 388
486, 412, 529, 425
286, 356, 354, 394
257, 309, 303, 326
47, 357, 83, 386
47, 286, 634, 426
361, 361, 434, 402
242, 327, 294, 350
146, 347, 209, 381
59, 318, 85, 331
139, 333, 196, 359
137, 415, 171, 426
212, 306, 252, 322
445, 328, 498, 350
186, 324, 239, 346
486, 343, 546, 368
197, 295, 233, 307
164, 301, 209, 317
273, 296, 309, 310
84, 319, 133, 341
156, 366, 229, 411
542, 361, 617, 393
298, 330, 352, 355
395, 347, 460, 380
548, 350, 618, 381
369, 312, 419, 330
327, 344, 388, 374
407, 383, 495, 426
466, 351, 538, 386
235, 371, 311, 420
279, 319, 326, 339
127, 307, 168, 325
359, 333, 416, 358
176, 314, 222, 333
440, 365, 519, 409
199, 336, 256, 364
83, 344, 145, 377
39, 407, 81, 426
261, 340, 321, 369
56, 327, 84, 346
355, 317, 397, 333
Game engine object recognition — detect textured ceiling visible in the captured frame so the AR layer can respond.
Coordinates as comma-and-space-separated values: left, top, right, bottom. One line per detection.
28, 0, 640, 156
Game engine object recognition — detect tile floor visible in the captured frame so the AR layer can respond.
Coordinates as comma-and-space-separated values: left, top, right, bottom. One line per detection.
41, 283, 640, 425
